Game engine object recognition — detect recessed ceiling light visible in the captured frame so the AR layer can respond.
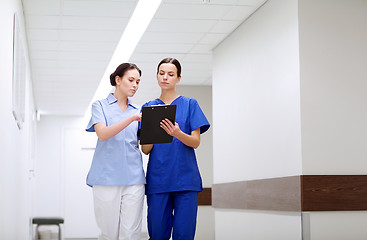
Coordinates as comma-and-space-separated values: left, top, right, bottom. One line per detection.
87, 0, 162, 112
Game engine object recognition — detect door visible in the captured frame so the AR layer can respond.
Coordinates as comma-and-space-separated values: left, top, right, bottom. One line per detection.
63, 128, 99, 238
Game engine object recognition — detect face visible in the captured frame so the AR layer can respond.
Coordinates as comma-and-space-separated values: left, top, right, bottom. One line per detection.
115, 68, 140, 97
157, 63, 181, 90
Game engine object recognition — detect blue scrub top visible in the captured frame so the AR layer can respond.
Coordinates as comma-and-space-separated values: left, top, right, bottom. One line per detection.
85, 93, 146, 187
142, 96, 210, 194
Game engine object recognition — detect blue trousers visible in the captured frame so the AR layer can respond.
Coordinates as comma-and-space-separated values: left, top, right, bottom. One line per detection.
147, 191, 199, 240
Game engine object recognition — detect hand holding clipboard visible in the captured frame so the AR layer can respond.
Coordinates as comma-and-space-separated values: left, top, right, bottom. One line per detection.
140, 105, 176, 144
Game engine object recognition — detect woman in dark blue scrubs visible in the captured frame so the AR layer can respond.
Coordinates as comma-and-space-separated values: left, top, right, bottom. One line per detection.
141, 58, 210, 240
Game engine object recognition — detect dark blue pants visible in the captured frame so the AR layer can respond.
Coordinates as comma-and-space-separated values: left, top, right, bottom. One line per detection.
147, 191, 199, 240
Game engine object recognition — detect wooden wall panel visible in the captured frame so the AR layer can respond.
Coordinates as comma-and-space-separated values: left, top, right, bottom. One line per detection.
198, 188, 212, 206
212, 176, 301, 211
212, 175, 367, 211
301, 175, 367, 211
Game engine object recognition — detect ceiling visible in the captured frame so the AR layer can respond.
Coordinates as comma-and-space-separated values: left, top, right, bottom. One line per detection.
22, 0, 266, 116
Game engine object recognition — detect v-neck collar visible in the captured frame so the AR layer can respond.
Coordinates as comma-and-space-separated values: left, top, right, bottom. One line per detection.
157, 95, 182, 105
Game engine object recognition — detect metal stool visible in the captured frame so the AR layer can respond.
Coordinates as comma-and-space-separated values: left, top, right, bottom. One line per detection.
32, 217, 64, 240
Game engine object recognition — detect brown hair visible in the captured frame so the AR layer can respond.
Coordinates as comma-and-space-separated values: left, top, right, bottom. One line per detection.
157, 58, 181, 77
110, 63, 142, 86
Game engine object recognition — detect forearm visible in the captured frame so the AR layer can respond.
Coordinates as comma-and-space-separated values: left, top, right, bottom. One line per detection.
96, 115, 136, 141
175, 129, 200, 149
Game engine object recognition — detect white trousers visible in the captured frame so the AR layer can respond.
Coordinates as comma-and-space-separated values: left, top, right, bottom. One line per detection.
93, 184, 145, 240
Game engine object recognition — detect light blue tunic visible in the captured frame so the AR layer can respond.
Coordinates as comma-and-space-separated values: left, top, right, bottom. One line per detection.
86, 93, 146, 187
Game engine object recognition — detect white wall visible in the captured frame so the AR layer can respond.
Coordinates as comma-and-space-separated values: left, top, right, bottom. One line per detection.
213, 0, 302, 184
299, 0, 367, 175
177, 85, 213, 187
0, 0, 36, 239
212, 0, 302, 239
215, 210, 301, 240
298, 1, 367, 239
34, 116, 88, 217
35, 115, 101, 238
213, 0, 367, 239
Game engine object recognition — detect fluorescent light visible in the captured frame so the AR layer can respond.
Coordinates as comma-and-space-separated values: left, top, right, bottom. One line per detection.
88, 0, 162, 106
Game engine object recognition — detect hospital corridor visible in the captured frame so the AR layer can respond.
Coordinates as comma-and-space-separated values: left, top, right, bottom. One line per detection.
1, 0, 367, 239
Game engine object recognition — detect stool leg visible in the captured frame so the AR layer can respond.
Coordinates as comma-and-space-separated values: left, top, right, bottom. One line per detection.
58, 224, 61, 240
35, 225, 39, 240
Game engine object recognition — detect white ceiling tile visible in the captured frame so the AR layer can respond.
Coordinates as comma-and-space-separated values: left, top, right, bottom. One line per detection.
30, 50, 59, 60
210, 20, 240, 33
135, 43, 194, 53
130, 53, 185, 63
31, 59, 106, 70
63, 0, 137, 17
199, 33, 227, 44
163, 0, 202, 4
140, 32, 205, 44
164, 0, 262, 5
29, 41, 59, 51
33, 67, 98, 76
58, 41, 117, 52
155, 4, 231, 20
237, 0, 267, 6
58, 51, 112, 61
148, 19, 216, 33
26, 16, 61, 29
61, 16, 128, 30
59, 29, 121, 41
189, 44, 213, 53
28, 29, 59, 41
22, 0, 61, 15
207, 0, 238, 4
222, 5, 256, 21
181, 53, 212, 63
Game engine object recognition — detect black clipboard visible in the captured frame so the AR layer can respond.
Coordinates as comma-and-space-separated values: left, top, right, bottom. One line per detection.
140, 105, 176, 144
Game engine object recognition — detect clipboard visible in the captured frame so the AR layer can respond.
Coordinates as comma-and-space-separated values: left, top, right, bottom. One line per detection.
140, 104, 176, 144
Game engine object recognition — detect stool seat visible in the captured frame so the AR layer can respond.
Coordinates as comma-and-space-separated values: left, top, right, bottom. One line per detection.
32, 217, 64, 225
32, 217, 64, 240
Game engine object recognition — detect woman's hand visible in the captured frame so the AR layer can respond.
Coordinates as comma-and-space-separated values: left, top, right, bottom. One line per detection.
160, 118, 181, 137
132, 113, 142, 122
160, 118, 201, 149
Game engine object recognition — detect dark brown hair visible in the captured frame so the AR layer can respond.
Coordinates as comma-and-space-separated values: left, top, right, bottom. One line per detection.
157, 58, 181, 77
110, 63, 142, 86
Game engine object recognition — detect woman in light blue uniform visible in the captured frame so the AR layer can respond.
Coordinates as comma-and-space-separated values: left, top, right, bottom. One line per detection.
141, 58, 210, 240
86, 63, 146, 240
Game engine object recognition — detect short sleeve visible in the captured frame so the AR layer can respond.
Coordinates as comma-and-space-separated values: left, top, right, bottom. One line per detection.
85, 101, 106, 132
137, 102, 148, 131
189, 98, 210, 134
